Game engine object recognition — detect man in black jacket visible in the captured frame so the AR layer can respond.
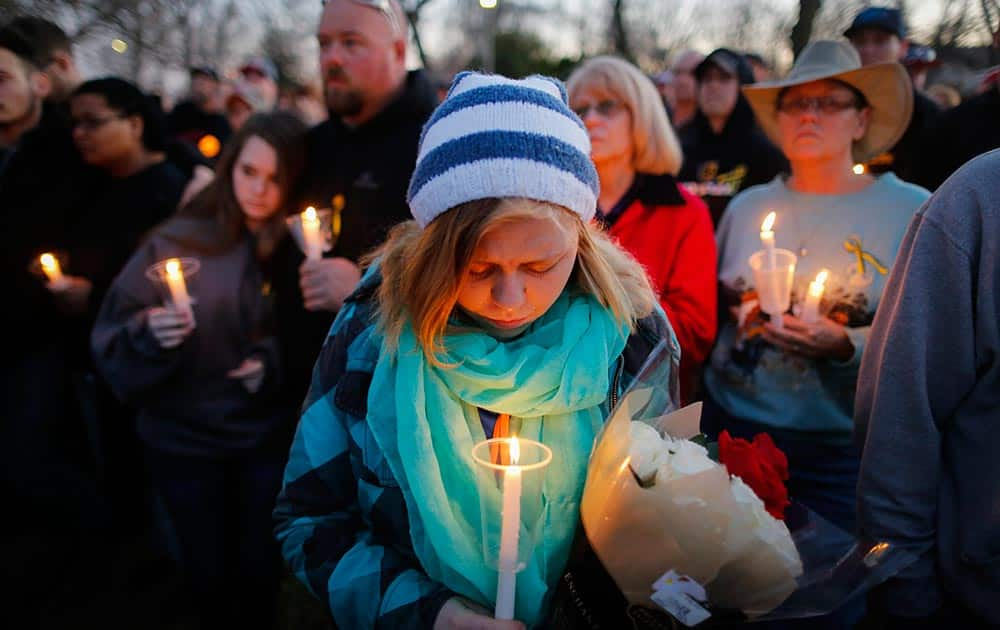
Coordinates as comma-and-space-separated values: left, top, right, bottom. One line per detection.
279, 0, 439, 405
678, 48, 788, 227
845, 6, 939, 188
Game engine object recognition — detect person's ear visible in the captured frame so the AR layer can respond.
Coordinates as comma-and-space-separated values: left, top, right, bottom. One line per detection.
51, 51, 72, 73
854, 106, 871, 141
30, 70, 52, 99
127, 113, 144, 142
898, 39, 910, 61
392, 37, 406, 65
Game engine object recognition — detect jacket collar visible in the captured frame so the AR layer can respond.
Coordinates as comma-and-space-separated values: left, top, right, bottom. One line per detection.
635, 173, 686, 207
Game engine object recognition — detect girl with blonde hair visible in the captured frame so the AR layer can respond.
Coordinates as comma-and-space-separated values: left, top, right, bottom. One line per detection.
274, 72, 674, 629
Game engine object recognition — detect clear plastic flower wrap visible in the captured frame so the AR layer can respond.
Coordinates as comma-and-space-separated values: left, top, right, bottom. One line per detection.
579, 339, 916, 626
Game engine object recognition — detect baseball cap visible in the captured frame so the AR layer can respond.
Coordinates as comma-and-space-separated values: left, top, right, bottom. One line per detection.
845, 7, 906, 39
239, 56, 278, 82
694, 48, 755, 85
189, 65, 219, 81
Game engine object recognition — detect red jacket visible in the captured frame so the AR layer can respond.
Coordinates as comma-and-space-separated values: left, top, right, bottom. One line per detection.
603, 175, 717, 403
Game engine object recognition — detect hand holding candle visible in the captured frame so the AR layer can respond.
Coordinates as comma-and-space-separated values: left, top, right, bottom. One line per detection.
801, 269, 828, 324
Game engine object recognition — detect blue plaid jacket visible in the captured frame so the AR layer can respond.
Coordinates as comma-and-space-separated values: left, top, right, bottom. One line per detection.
273, 271, 673, 629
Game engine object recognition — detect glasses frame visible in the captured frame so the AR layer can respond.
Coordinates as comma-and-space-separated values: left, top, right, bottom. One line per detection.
776, 95, 863, 116
572, 99, 626, 120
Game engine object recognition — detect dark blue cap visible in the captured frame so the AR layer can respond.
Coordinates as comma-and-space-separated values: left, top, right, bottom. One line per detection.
694, 48, 755, 85
845, 7, 905, 39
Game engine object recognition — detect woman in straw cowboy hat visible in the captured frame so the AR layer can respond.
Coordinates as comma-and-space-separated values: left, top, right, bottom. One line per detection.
701, 40, 930, 537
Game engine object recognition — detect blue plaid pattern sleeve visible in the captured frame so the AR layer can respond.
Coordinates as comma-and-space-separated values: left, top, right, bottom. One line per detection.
273, 295, 456, 629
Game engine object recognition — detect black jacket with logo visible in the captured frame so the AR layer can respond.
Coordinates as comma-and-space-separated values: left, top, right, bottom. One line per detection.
678, 96, 788, 227
279, 70, 439, 407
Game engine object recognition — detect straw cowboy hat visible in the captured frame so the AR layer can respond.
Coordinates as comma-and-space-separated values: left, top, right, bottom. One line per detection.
743, 40, 912, 163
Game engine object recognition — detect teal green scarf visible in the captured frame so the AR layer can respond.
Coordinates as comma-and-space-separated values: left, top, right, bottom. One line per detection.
366, 291, 628, 626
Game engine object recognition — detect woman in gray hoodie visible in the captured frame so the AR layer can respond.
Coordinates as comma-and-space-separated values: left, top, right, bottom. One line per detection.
92, 112, 307, 629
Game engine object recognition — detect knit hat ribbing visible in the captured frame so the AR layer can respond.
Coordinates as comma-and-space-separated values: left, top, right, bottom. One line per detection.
407, 72, 599, 228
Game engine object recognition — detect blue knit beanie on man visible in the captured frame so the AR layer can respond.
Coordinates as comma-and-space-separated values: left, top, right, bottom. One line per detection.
407, 72, 599, 228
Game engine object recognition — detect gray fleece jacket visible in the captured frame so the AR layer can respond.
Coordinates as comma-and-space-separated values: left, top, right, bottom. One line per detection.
92, 216, 286, 457
855, 149, 1000, 622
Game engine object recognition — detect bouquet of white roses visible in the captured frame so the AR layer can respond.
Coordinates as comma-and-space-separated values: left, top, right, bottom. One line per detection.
579, 340, 915, 627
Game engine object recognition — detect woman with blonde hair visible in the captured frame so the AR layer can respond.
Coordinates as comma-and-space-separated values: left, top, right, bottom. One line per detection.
273, 72, 674, 629
568, 55, 716, 403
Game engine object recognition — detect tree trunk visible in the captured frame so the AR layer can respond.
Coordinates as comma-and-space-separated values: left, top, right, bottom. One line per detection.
790, 0, 822, 59
611, 0, 633, 61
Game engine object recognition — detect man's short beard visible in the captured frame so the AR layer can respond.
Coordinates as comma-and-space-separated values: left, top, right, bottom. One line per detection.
326, 88, 364, 118
0, 94, 41, 132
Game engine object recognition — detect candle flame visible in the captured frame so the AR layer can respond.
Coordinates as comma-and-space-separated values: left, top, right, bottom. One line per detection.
853, 163, 866, 175
40, 253, 58, 271
480, 0, 498, 7
165, 258, 182, 278
814, 269, 829, 286
509, 436, 520, 465
303, 206, 318, 222
761, 211, 776, 233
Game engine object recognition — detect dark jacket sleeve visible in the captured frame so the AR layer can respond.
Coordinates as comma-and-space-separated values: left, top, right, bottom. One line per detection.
273, 291, 455, 629
90, 244, 188, 405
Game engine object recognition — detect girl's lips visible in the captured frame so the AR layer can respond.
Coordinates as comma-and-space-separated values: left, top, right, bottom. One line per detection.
485, 316, 531, 330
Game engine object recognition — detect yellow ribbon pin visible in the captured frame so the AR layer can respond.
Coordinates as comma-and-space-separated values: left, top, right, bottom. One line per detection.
330, 194, 345, 243
843, 237, 888, 276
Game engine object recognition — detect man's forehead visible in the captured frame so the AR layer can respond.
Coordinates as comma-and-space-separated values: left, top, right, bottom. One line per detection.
318, 0, 400, 38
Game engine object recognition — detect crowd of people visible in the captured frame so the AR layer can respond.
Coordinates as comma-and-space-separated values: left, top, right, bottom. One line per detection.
2, 1, 999, 629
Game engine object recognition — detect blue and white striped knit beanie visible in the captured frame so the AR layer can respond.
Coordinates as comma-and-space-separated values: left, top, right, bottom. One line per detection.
407, 72, 599, 229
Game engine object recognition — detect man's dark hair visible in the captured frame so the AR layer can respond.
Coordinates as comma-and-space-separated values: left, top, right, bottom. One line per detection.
73, 77, 169, 151
0, 22, 48, 70
8, 16, 72, 62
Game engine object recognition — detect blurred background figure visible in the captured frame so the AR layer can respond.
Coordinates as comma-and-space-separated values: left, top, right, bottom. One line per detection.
667, 49, 704, 129
239, 56, 279, 111
92, 112, 309, 630
902, 43, 940, 92
277, 80, 327, 127
568, 55, 716, 404
925, 82, 961, 109
167, 66, 231, 157
744, 52, 773, 82
678, 48, 787, 227
226, 80, 269, 133
650, 68, 675, 116
845, 6, 940, 188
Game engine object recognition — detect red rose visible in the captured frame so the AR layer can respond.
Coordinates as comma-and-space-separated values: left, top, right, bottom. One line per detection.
718, 431, 790, 520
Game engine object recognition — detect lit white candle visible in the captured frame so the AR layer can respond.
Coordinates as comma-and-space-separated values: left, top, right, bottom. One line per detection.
495, 436, 521, 621
301, 206, 323, 261
39, 252, 66, 288
164, 258, 193, 320
760, 211, 777, 270
801, 269, 828, 324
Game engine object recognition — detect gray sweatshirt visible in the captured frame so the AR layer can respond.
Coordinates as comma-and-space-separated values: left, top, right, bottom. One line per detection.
92, 216, 286, 457
855, 149, 1000, 622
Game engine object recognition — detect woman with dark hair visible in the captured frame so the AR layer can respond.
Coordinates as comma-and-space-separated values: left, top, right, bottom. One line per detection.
92, 112, 308, 630
61, 77, 187, 318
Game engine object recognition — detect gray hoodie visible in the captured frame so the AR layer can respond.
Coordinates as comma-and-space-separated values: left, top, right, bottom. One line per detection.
92, 216, 286, 456
855, 149, 1000, 622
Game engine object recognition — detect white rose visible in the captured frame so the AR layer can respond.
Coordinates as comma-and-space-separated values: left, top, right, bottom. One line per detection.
629, 421, 665, 484
655, 436, 717, 484
730, 476, 802, 577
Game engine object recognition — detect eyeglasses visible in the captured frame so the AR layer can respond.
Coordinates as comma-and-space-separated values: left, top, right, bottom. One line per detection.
572, 100, 625, 119
70, 114, 127, 131
777, 96, 861, 115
